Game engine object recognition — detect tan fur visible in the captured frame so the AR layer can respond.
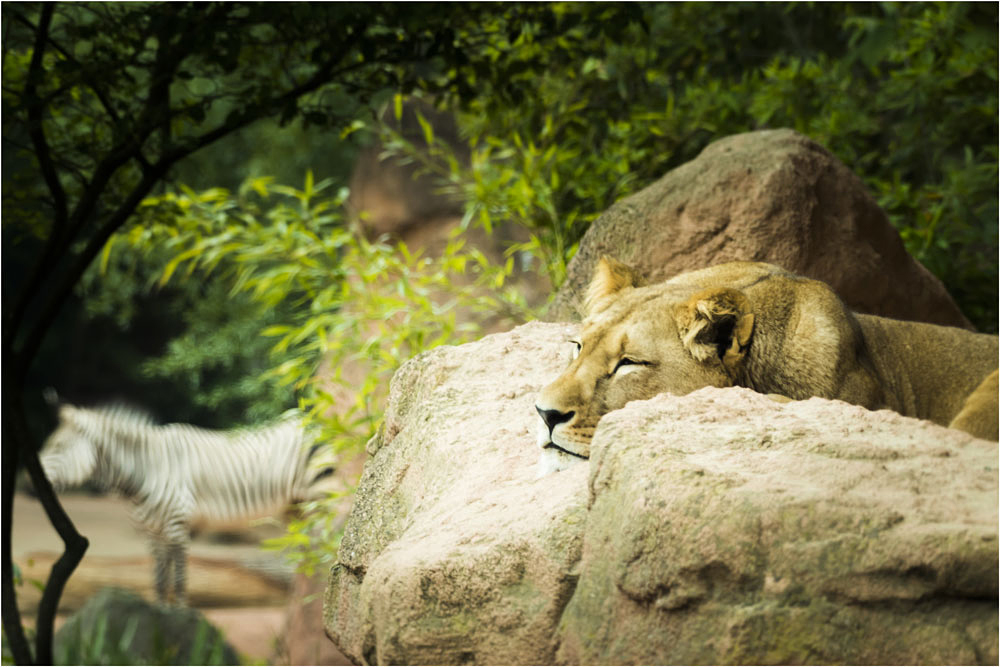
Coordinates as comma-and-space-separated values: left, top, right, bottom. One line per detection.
536, 258, 998, 469
584, 255, 645, 315
948, 369, 998, 439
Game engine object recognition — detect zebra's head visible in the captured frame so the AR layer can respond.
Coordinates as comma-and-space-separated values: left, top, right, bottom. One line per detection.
40, 404, 99, 490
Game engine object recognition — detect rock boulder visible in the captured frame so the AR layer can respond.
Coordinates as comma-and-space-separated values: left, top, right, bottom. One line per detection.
560, 389, 998, 665
325, 322, 586, 664
324, 323, 997, 665
547, 129, 973, 329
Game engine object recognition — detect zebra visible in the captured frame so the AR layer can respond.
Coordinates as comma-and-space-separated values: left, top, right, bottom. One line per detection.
38, 400, 334, 605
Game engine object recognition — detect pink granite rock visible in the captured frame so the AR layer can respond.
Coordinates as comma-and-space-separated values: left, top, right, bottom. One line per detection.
548, 129, 973, 329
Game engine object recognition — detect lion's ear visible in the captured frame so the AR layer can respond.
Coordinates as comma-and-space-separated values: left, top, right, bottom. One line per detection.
675, 288, 754, 368
585, 256, 644, 315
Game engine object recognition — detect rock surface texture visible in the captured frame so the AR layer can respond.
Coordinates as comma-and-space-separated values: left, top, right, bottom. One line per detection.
324, 323, 998, 665
325, 322, 587, 665
547, 129, 973, 329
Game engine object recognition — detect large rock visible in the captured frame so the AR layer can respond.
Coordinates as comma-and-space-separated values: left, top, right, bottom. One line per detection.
559, 389, 998, 665
325, 322, 586, 664
547, 129, 973, 329
324, 323, 998, 665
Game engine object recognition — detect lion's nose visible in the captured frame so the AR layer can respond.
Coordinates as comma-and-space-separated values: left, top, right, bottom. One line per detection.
536, 406, 575, 433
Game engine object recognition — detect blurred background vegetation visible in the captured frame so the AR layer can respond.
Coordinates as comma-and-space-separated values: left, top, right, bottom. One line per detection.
3, 3, 997, 660
7, 2, 996, 437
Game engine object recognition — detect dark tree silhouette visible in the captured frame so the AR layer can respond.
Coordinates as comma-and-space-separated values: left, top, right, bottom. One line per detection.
1, 3, 641, 662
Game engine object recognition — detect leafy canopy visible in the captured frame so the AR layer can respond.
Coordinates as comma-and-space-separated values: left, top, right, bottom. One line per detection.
395, 2, 997, 329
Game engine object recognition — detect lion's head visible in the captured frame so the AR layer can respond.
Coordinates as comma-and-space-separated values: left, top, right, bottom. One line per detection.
534, 256, 1000, 475
535, 257, 755, 475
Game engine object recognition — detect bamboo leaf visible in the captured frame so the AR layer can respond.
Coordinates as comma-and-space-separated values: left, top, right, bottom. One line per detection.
416, 110, 434, 146
99, 236, 115, 275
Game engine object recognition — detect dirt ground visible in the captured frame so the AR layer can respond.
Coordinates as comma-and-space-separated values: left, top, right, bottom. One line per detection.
11, 491, 297, 664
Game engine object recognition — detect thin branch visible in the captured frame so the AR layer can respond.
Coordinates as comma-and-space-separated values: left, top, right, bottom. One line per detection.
1, 413, 32, 665
165, 56, 367, 163
39, 44, 120, 124
1, 7, 13, 72
140, 3, 181, 159
8, 10, 120, 124
23, 4, 66, 226
1, 380, 90, 666
3, 136, 139, 354
7, 89, 170, 352
2, 4, 72, 346
11, 160, 170, 386
23, 446, 89, 666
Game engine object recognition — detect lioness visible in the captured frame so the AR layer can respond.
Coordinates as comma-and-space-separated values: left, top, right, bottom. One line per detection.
535, 258, 998, 475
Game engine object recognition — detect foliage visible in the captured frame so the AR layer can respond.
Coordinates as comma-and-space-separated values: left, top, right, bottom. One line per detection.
126, 173, 529, 435
2, 0, 597, 390
260, 491, 350, 577
109, 173, 532, 567
54, 613, 231, 666
77, 251, 297, 427
394, 2, 996, 330
2, 4, 641, 663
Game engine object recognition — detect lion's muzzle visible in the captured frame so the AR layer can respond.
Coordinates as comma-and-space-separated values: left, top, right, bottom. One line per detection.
536, 406, 574, 434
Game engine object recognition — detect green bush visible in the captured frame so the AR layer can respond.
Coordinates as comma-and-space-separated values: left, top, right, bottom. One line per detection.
415, 2, 996, 330
109, 173, 532, 569
54, 613, 231, 666
78, 246, 299, 427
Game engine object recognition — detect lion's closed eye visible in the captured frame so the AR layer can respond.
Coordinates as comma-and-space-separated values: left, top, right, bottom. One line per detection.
612, 357, 650, 376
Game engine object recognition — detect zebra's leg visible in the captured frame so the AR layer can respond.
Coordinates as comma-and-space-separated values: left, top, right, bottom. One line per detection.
170, 542, 188, 606
161, 513, 191, 606
151, 538, 170, 604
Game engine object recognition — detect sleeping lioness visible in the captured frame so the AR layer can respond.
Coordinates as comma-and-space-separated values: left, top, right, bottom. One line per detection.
535, 258, 998, 475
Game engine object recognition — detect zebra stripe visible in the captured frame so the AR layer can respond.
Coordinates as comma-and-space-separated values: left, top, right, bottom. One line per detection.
39, 402, 331, 605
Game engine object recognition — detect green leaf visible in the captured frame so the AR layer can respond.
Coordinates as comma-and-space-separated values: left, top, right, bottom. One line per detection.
415, 110, 434, 146
99, 236, 115, 275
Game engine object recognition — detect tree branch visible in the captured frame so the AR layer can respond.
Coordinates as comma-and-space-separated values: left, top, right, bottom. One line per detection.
24, 444, 89, 666
3, 5, 72, 349
23, 5, 66, 227
1, 380, 90, 666
3, 134, 140, 355
1, 409, 32, 665
35, 31, 121, 124
165, 52, 367, 163
11, 160, 171, 386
